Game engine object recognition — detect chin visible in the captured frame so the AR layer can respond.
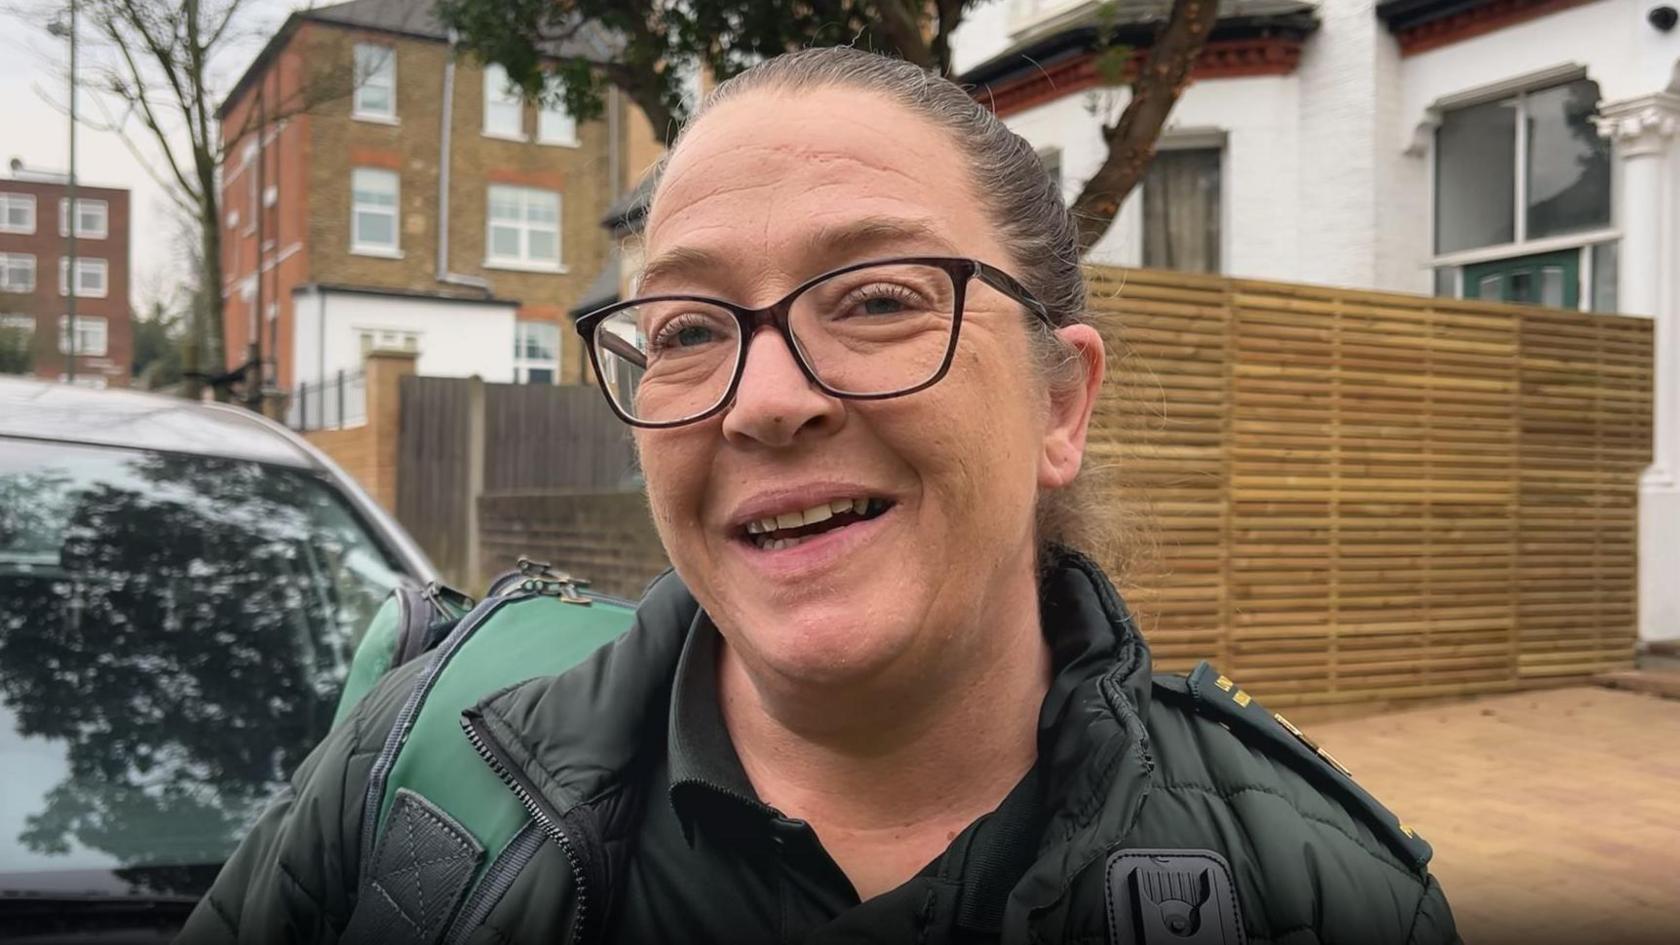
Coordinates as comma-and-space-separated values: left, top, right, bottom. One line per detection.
731, 600, 917, 689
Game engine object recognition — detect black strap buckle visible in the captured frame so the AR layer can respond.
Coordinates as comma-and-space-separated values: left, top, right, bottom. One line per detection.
1106, 849, 1247, 945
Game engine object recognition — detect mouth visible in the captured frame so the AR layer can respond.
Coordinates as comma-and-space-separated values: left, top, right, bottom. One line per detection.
738, 497, 894, 551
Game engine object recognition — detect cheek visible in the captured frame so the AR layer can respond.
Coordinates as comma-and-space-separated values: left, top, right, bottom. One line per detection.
635, 429, 710, 534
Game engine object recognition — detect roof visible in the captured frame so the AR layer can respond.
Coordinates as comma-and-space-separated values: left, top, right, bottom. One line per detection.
569, 245, 622, 317
0, 377, 319, 468
959, 0, 1319, 87
601, 172, 658, 236
218, 0, 621, 119
1373, 0, 1489, 31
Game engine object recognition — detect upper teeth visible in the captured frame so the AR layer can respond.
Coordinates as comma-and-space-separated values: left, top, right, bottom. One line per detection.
746, 498, 870, 534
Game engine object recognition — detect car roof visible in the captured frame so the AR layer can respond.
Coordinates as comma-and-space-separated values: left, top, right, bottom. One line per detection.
0, 377, 320, 469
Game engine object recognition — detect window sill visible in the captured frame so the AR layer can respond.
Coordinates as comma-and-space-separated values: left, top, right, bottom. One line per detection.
0, 227, 34, 236
59, 293, 110, 300
482, 130, 527, 143
537, 137, 580, 148
352, 112, 400, 126
352, 246, 405, 259
1430, 227, 1620, 267
484, 259, 567, 274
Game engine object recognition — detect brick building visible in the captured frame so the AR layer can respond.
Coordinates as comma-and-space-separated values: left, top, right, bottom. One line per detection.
0, 166, 132, 388
217, 0, 658, 399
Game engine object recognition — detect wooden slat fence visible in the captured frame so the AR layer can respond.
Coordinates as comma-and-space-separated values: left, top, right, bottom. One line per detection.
397, 378, 636, 588
1092, 267, 1653, 706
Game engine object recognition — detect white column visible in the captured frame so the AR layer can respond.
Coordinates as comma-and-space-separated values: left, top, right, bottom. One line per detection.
1599, 93, 1680, 644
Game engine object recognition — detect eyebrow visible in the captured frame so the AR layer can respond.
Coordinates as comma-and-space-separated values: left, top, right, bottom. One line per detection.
634, 215, 960, 295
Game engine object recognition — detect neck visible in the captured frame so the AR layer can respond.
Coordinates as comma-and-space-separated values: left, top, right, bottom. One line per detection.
717, 559, 1052, 898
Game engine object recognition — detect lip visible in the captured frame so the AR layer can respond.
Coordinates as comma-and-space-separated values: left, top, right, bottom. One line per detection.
724, 483, 895, 534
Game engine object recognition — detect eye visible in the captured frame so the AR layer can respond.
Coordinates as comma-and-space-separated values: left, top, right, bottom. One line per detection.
649, 312, 728, 353
838, 283, 923, 319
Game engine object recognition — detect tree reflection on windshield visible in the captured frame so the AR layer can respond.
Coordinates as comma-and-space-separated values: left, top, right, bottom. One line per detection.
0, 441, 403, 893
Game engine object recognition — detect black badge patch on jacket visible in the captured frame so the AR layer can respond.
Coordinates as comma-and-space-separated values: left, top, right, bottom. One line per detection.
1106, 849, 1247, 945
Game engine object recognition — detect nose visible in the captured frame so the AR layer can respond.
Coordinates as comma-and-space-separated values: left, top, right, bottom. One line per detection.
720, 326, 844, 447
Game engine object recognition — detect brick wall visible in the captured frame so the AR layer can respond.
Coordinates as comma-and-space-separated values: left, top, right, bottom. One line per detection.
478, 490, 669, 599
0, 178, 132, 386
301, 348, 415, 511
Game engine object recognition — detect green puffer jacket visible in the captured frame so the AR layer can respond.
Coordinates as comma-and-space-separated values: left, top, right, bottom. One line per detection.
179, 555, 1458, 945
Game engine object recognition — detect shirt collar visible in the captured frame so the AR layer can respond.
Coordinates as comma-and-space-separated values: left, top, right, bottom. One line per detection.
666, 615, 775, 839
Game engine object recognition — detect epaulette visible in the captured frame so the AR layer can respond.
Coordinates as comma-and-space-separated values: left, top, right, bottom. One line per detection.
1152, 661, 1433, 872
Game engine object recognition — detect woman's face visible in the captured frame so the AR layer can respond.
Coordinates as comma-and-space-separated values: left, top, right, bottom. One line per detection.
636, 87, 1101, 697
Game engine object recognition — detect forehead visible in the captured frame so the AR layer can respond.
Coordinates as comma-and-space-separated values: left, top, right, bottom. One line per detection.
642, 87, 1003, 294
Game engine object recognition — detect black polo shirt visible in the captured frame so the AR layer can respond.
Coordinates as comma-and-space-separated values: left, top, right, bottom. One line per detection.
606, 619, 1047, 945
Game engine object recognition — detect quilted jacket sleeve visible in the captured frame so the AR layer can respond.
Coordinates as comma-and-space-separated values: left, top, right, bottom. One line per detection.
175, 663, 420, 944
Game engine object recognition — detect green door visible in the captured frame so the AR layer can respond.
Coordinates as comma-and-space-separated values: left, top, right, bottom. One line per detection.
1463, 249, 1579, 309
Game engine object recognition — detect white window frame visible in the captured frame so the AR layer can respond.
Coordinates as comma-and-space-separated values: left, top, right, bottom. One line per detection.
514, 320, 561, 384
357, 327, 421, 356
352, 43, 398, 123
58, 314, 108, 357
0, 313, 35, 333
350, 167, 402, 257
0, 193, 35, 235
537, 76, 579, 147
483, 63, 525, 140
58, 197, 109, 239
57, 257, 108, 298
1428, 73, 1619, 312
0, 253, 36, 293
485, 185, 563, 271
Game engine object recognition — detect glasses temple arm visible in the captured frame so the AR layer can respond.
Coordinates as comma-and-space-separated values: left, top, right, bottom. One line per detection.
596, 331, 648, 369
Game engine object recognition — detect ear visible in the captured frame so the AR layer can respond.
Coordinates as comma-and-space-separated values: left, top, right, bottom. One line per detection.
1038, 323, 1105, 490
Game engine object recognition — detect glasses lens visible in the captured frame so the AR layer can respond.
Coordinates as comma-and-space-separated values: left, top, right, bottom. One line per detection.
593, 300, 741, 423
789, 263, 958, 396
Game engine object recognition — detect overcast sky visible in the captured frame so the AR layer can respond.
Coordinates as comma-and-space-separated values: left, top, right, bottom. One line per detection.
0, 0, 304, 312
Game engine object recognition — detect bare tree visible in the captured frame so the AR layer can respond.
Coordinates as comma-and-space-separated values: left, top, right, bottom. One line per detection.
22, 0, 359, 400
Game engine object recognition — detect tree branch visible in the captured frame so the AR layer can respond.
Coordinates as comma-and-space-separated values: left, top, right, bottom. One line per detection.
1067, 0, 1218, 254
867, 0, 934, 68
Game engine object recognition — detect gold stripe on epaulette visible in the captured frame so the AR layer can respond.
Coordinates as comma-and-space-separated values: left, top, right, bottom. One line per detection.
1398, 821, 1417, 839
1273, 712, 1320, 751
1233, 690, 1252, 707
1216, 675, 1235, 692
1317, 746, 1352, 777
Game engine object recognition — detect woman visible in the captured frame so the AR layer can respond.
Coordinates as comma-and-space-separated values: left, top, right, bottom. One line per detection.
184, 47, 1457, 944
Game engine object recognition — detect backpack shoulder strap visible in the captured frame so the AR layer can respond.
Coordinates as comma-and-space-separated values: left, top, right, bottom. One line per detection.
347, 569, 641, 943
334, 581, 473, 729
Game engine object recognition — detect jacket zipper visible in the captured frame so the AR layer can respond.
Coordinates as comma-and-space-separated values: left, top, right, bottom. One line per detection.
461, 711, 592, 944
442, 821, 544, 945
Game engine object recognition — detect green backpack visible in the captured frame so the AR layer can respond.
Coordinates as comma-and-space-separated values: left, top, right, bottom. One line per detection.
331, 558, 648, 943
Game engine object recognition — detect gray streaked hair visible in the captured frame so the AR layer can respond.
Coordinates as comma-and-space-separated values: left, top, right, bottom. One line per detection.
644, 46, 1114, 565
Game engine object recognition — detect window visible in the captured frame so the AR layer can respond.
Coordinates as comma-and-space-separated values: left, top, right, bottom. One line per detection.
514, 320, 560, 384
353, 44, 396, 121
0, 438, 403, 877
357, 328, 420, 357
350, 168, 400, 255
58, 198, 108, 239
1435, 78, 1610, 254
58, 315, 108, 357
0, 253, 36, 293
58, 257, 108, 298
486, 185, 561, 269
0, 193, 35, 234
0, 313, 34, 332
537, 76, 578, 146
1142, 148, 1222, 274
483, 63, 524, 139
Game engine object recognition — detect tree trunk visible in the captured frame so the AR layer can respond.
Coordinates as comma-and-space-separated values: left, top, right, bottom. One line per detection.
1067, 0, 1219, 255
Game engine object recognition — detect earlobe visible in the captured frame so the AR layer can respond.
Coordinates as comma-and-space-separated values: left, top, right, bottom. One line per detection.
1038, 324, 1106, 490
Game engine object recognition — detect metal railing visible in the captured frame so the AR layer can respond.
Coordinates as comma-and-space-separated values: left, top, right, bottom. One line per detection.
286, 369, 366, 431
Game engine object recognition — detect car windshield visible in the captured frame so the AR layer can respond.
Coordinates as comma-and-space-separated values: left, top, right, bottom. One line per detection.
0, 437, 404, 893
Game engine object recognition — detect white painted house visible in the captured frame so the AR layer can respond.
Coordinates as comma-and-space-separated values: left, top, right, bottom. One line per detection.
953, 0, 1680, 643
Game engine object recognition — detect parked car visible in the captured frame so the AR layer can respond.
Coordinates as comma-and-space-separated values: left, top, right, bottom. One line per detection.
0, 378, 435, 941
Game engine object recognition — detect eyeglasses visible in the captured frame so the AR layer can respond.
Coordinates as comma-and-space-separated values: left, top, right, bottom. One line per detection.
574, 256, 1052, 428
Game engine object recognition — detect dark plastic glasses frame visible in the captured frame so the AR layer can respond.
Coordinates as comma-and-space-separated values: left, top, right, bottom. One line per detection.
574, 255, 1053, 429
